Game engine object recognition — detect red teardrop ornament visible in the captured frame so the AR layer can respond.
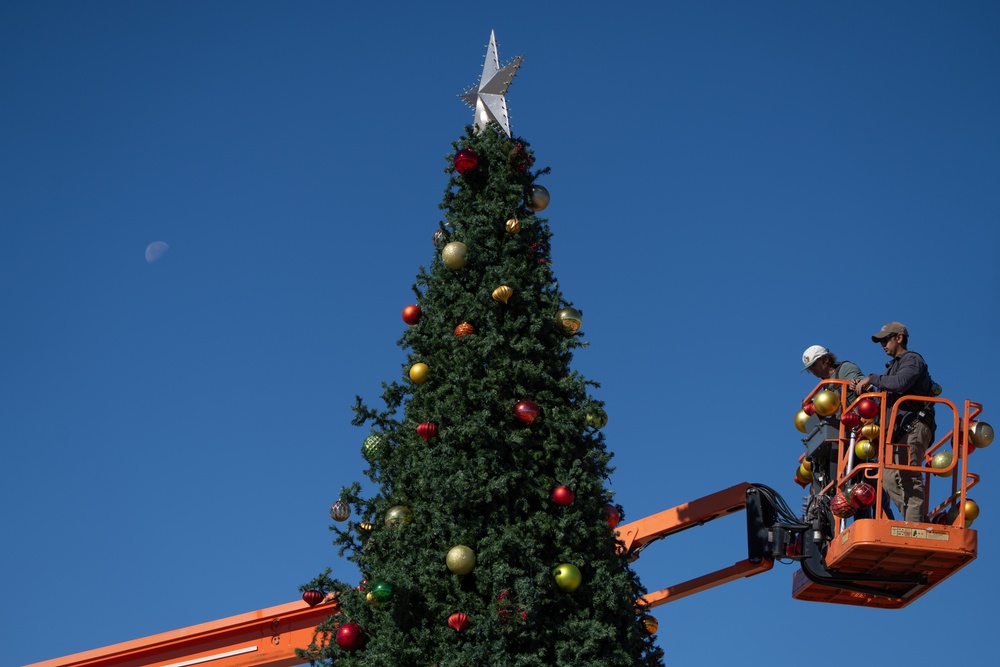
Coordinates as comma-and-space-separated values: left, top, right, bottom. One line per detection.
417, 422, 438, 441
448, 612, 470, 632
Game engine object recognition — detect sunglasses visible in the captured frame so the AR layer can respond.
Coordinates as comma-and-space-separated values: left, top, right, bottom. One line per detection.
879, 335, 897, 346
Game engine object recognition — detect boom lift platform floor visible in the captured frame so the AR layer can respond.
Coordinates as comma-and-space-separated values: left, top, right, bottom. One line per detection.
791, 518, 977, 608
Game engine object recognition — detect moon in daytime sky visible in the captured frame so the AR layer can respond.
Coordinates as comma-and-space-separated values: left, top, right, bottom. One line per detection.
145, 241, 169, 263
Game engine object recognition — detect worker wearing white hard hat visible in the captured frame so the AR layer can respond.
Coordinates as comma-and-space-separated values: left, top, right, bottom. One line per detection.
800, 345, 866, 502
802, 345, 864, 391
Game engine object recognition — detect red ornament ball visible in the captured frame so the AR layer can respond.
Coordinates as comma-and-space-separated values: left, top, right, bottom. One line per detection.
604, 503, 621, 529
402, 305, 421, 325
803, 403, 816, 416
302, 590, 324, 607
454, 148, 479, 175
514, 400, 540, 424
850, 482, 876, 508
335, 622, 365, 651
831, 492, 856, 518
417, 422, 438, 441
552, 485, 575, 507
840, 412, 861, 430
857, 398, 879, 420
454, 322, 475, 337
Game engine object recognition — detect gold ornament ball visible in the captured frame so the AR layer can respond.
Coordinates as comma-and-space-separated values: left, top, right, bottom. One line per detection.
969, 421, 994, 448
930, 451, 953, 476
801, 459, 812, 472
366, 591, 380, 605
860, 423, 880, 441
385, 505, 412, 529
947, 498, 980, 524
505, 218, 521, 234
854, 439, 876, 461
813, 390, 840, 417
642, 616, 659, 634
794, 410, 810, 433
409, 362, 429, 384
796, 463, 812, 481
526, 185, 550, 212
446, 545, 477, 575
492, 285, 514, 304
555, 307, 582, 334
442, 241, 468, 269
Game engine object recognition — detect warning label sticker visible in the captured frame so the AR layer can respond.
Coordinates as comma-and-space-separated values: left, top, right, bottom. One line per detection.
890, 526, 949, 541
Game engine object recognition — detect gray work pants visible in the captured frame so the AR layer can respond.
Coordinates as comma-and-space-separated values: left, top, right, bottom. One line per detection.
884, 421, 931, 523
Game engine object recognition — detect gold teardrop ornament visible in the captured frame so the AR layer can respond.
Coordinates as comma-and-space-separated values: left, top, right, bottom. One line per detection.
492, 285, 513, 304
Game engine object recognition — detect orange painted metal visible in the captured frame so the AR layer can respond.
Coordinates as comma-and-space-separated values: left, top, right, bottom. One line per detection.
792, 518, 977, 608
616, 482, 774, 608
23, 599, 338, 667
641, 558, 775, 607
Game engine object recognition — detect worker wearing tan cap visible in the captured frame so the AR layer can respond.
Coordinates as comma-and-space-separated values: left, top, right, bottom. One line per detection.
850, 322, 935, 522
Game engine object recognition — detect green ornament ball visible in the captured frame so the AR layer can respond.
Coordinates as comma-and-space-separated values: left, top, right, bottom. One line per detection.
371, 581, 393, 602
385, 505, 412, 529
362, 434, 388, 461
553, 563, 582, 592
586, 409, 608, 430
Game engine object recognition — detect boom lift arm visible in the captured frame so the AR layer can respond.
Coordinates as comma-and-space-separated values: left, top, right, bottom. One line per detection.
615, 482, 798, 607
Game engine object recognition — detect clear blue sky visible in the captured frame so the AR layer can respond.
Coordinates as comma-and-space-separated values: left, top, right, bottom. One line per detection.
3, 2, 998, 665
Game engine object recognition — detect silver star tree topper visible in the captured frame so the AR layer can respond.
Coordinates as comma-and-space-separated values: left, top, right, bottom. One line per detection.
460, 30, 524, 137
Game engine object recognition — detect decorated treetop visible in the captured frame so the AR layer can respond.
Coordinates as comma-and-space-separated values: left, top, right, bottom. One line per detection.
459, 30, 524, 138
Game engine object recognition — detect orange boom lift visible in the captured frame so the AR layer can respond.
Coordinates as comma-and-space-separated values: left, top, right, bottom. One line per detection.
26, 382, 991, 667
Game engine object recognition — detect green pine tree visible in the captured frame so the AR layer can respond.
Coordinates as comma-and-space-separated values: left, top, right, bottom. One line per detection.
298, 123, 664, 667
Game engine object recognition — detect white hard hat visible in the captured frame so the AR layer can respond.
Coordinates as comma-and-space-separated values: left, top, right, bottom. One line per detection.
801, 345, 830, 371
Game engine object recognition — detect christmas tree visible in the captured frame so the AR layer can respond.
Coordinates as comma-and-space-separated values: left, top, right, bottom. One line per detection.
299, 33, 664, 667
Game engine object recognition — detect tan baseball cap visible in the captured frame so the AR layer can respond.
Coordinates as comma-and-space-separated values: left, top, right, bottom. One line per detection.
871, 322, 908, 342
